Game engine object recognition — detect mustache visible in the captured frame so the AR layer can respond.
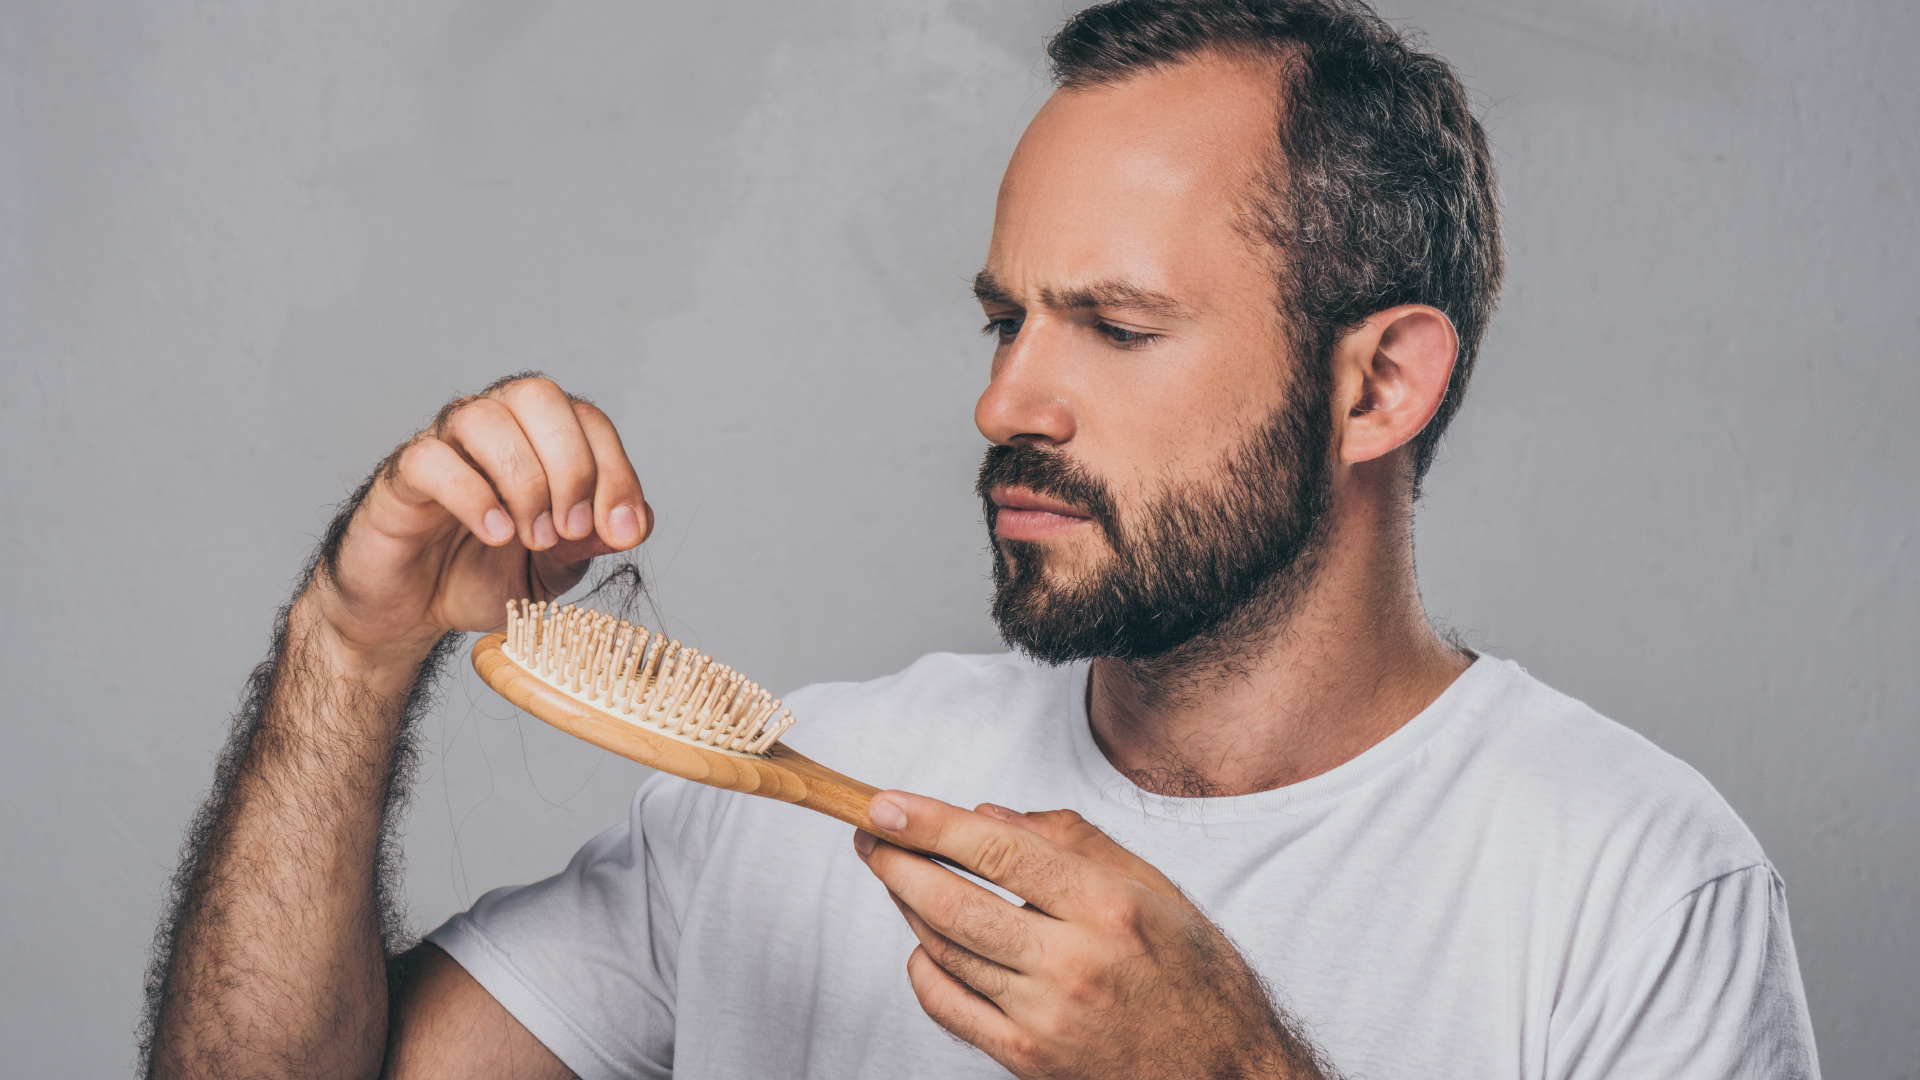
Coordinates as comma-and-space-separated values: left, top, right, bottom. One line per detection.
975, 443, 1120, 541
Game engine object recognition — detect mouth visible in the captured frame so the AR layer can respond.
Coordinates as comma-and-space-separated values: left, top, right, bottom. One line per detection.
990, 487, 1095, 542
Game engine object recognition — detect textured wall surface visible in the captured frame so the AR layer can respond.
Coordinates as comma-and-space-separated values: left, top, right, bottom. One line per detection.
2, 1, 1913, 1076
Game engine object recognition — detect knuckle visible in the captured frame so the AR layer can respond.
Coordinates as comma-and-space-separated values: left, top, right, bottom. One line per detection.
493, 374, 561, 407
1032, 996, 1081, 1042
951, 895, 1029, 959
965, 964, 1007, 999
379, 436, 418, 483
1032, 808, 1091, 842
492, 452, 544, 499
1004, 1033, 1044, 1070
477, 369, 550, 397
1053, 954, 1111, 1009
932, 942, 981, 982
969, 831, 1029, 884
429, 393, 480, 435
928, 938, 967, 977
395, 436, 440, 473
1090, 895, 1147, 942
440, 397, 506, 439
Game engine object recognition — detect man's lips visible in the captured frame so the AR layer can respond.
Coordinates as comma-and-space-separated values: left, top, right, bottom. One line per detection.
991, 487, 1094, 542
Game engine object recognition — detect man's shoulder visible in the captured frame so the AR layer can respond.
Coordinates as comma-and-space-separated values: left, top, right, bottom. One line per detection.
1450, 658, 1771, 904
1463, 659, 1747, 824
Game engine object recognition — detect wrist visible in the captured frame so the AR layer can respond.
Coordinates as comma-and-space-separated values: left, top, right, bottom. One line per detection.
289, 588, 449, 695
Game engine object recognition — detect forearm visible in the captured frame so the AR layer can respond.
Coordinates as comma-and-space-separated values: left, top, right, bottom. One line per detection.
140, 375, 643, 1078
146, 587, 454, 1080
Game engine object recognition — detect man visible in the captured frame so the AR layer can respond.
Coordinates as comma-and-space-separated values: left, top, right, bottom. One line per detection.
144, 1, 1819, 1078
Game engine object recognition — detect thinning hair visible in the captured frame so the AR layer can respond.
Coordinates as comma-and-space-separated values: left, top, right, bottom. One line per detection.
1048, 0, 1503, 488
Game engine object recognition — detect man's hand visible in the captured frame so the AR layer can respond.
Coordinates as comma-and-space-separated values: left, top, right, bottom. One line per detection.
854, 793, 1332, 1080
146, 373, 632, 1079
314, 373, 652, 670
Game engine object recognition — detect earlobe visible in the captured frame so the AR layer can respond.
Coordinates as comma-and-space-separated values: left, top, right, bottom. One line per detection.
1335, 305, 1458, 465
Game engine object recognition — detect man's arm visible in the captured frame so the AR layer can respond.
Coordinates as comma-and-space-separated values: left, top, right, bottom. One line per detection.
383, 944, 577, 1079
142, 375, 645, 1080
855, 793, 1338, 1080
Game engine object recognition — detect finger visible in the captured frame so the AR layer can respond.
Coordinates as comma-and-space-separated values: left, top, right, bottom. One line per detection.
526, 547, 599, 608
482, 377, 598, 542
868, 791, 1097, 920
570, 399, 650, 550
905, 945, 1029, 1066
435, 397, 555, 550
524, 517, 624, 594
977, 804, 1192, 911
386, 437, 516, 546
858, 819, 1046, 970
886, 888, 1015, 1001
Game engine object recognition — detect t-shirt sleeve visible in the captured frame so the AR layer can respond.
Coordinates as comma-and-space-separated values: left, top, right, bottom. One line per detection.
424, 771, 727, 1080
1549, 864, 1820, 1080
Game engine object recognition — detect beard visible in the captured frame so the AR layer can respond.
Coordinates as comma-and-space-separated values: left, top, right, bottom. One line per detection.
977, 368, 1333, 667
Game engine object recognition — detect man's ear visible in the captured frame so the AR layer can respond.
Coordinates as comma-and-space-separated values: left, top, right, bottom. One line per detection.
1328, 304, 1459, 466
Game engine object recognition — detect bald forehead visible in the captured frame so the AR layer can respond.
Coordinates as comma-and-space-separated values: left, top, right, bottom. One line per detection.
999, 54, 1283, 218
983, 54, 1288, 317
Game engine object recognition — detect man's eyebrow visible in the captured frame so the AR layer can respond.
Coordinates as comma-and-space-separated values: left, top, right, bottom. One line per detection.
970, 269, 1196, 320
972, 270, 1018, 308
1044, 280, 1196, 320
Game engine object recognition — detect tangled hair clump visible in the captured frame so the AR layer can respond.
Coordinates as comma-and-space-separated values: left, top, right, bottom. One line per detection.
1048, 0, 1503, 488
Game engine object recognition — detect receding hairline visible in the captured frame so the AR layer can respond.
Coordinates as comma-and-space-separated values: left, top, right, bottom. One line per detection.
977, 51, 1307, 326
1050, 37, 1305, 93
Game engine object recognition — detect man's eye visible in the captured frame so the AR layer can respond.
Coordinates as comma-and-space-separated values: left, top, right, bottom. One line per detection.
981, 317, 1023, 340
1098, 323, 1156, 347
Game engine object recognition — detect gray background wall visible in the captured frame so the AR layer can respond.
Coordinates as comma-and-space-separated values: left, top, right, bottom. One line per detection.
2, 0, 1913, 1075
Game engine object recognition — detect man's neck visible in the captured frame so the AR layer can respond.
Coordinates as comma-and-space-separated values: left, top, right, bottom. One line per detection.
1085, 499, 1470, 799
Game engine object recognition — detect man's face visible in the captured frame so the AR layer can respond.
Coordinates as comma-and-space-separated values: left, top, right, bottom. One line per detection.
974, 56, 1331, 663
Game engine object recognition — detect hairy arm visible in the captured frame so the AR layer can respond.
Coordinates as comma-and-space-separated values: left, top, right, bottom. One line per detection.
142, 375, 643, 1080
143, 582, 473, 1078
384, 943, 578, 1079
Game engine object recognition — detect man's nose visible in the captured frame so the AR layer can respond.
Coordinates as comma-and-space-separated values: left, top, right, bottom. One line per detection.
975, 320, 1077, 448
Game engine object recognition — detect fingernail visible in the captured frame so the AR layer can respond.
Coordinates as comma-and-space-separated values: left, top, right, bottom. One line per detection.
870, 797, 908, 832
609, 503, 640, 546
532, 511, 558, 549
854, 831, 877, 857
978, 803, 1019, 820
483, 508, 513, 544
566, 500, 593, 539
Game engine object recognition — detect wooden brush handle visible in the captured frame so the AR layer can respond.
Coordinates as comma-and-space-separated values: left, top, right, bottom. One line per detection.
472, 633, 886, 836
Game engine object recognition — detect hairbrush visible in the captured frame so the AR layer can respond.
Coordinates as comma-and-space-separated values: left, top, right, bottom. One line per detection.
471, 599, 889, 839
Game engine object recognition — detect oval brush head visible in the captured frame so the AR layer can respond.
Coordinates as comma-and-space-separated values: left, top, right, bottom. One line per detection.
472, 600, 889, 838
500, 599, 796, 756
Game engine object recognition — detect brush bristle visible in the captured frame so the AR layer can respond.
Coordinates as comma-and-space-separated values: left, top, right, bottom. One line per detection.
501, 599, 796, 756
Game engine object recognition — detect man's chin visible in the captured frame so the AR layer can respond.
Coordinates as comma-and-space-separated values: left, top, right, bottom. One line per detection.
989, 566, 1124, 665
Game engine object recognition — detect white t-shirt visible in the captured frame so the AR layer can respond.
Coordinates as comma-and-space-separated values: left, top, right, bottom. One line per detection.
427, 652, 1818, 1079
